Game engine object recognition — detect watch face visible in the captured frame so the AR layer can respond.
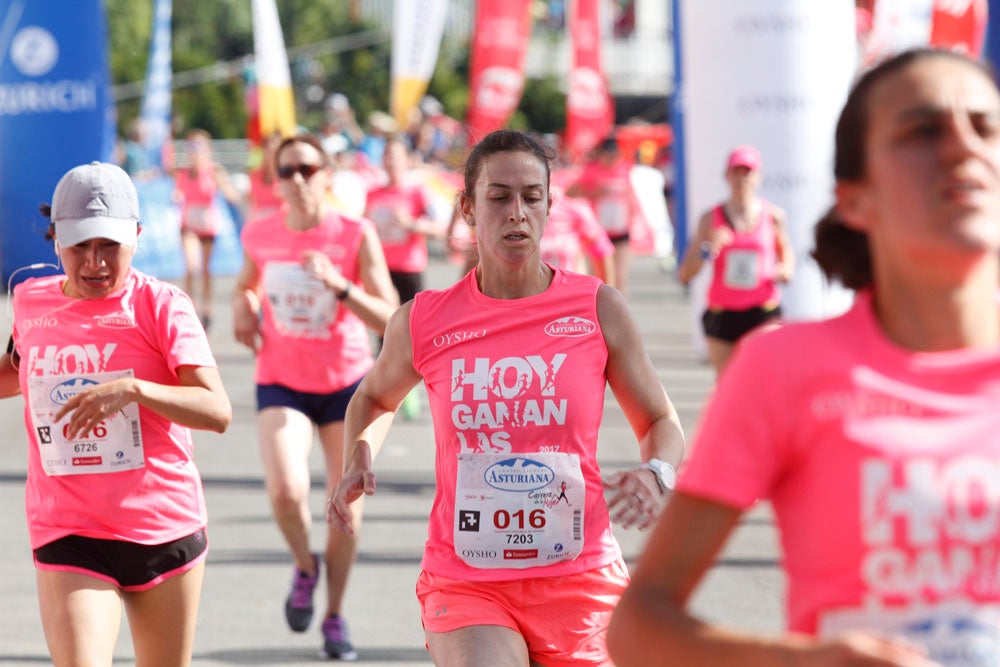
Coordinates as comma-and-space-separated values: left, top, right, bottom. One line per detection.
646, 459, 676, 489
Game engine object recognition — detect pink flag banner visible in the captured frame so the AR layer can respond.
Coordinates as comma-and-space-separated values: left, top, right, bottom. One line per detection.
464, 0, 533, 144
565, 0, 614, 160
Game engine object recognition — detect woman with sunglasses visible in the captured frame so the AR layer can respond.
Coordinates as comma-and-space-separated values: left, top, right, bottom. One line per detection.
232, 133, 398, 659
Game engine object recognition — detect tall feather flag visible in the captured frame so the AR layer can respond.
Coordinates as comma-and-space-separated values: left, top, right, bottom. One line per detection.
565, 0, 614, 160
139, 0, 172, 169
465, 0, 533, 144
390, 0, 448, 128
249, 0, 296, 145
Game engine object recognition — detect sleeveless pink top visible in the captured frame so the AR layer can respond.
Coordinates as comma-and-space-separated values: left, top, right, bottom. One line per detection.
706, 202, 780, 311
241, 210, 374, 393
410, 268, 622, 581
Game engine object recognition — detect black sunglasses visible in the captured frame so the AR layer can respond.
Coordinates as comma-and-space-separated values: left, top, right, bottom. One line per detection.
277, 163, 323, 180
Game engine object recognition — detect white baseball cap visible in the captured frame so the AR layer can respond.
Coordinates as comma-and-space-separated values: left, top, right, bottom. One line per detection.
51, 161, 140, 247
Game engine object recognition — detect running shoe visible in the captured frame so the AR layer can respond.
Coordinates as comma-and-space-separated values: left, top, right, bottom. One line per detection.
321, 615, 358, 661
284, 554, 319, 632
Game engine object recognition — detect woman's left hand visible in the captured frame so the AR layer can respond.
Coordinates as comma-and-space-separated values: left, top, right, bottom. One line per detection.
54, 378, 136, 440
603, 468, 668, 530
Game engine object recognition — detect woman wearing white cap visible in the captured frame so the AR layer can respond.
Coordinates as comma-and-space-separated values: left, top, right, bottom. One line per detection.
677, 144, 795, 377
0, 162, 232, 666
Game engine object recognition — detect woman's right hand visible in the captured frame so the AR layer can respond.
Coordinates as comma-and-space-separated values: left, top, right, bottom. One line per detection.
706, 226, 734, 256
327, 465, 377, 535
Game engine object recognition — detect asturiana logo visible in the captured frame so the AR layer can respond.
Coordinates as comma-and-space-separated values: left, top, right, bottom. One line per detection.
485, 457, 555, 492
97, 313, 136, 329
544, 316, 596, 338
49, 377, 99, 405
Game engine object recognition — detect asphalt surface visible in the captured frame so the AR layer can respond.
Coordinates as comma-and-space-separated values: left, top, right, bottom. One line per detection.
0, 254, 783, 665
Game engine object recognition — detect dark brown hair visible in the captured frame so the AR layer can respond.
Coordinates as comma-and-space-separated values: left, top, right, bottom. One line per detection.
274, 133, 332, 171
813, 48, 997, 290
461, 130, 554, 200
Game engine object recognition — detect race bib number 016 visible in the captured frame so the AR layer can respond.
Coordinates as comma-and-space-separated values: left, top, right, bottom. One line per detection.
263, 261, 337, 339
454, 452, 585, 569
27, 370, 145, 477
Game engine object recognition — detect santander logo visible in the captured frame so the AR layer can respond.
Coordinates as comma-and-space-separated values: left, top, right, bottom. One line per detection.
544, 316, 596, 338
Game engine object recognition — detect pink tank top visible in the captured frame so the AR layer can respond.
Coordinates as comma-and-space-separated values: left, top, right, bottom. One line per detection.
410, 268, 622, 581
241, 210, 374, 393
706, 202, 780, 311
364, 182, 431, 273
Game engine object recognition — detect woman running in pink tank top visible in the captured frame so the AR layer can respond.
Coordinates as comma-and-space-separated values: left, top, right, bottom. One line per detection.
678, 144, 795, 377
329, 130, 684, 666
232, 134, 398, 659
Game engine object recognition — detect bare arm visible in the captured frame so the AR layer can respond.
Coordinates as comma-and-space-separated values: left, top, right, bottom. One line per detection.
232, 251, 262, 352
598, 285, 684, 529
589, 253, 615, 286
771, 206, 795, 283
55, 364, 232, 439
0, 352, 19, 398
328, 303, 422, 533
677, 210, 715, 285
302, 226, 399, 336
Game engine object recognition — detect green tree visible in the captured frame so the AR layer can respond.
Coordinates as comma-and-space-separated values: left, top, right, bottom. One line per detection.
105, 1, 573, 142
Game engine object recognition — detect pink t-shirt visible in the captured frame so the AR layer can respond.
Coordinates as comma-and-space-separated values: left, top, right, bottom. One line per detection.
678, 291, 1000, 650
12, 270, 217, 548
364, 182, 431, 273
706, 203, 780, 311
574, 161, 633, 238
541, 192, 614, 272
241, 210, 374, 393
410, 268, 621, 581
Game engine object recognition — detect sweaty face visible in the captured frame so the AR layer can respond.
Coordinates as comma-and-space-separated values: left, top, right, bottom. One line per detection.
844, 57, 1000, 268
463, 150, 550, 264
58, 238, 135, 299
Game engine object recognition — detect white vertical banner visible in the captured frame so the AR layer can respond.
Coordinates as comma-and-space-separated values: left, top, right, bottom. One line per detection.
390, 0, 448, 128
679, 0, 857, 341
139, 0, 171, 164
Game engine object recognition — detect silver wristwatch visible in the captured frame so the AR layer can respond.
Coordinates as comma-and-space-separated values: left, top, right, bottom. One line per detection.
641, 458, 677, 493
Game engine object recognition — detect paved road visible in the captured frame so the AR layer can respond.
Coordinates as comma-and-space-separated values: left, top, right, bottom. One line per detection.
0, 254, 783, 665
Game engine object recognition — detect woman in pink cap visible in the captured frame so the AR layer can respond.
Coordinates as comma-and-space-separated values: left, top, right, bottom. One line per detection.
677, 144, 795, 377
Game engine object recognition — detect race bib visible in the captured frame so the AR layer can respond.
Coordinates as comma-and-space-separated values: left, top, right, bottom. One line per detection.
27, 370, 145, 476
596, 196, 629, 236
263, 261, 337, 339
368, 204, 410, 244
723, 249, 761, 289
454, 452, 585, 569
819, 600, 1000, 666
185, 205, 218, 236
